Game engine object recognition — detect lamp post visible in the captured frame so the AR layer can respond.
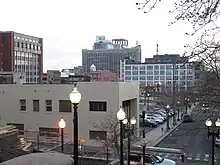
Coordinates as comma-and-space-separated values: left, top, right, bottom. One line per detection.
142, 141, 147, 165
184, 97, 189, 114
123, 117, 136, 165
205, 118, 220, 165
165, 105, 170, 132
117, 107, 126, 165
143, 92, 150, 138
58, 117, 66, 153
177, 101, 180, 121
69, 84, 81, 165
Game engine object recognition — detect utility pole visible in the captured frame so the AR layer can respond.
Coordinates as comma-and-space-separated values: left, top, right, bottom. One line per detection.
172, 60, 176, 126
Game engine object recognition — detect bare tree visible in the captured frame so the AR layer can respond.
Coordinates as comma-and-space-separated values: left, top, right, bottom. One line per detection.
92, 116, 120, 155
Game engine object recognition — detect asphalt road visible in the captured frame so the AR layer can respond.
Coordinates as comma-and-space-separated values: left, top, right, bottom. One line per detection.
155, 104, 220, 164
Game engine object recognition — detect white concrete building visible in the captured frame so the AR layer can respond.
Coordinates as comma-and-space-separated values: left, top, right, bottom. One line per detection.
120, 59, 202, 92
0, 82, 139, 146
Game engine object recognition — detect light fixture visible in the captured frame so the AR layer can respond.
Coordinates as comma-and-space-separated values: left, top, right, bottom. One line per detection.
130, 117, 136, 125
59, 117, 66, 129
69, 85, 81, 104
117, 107, 126, 121
166, 105, 170, 109
122, 118, 128, 124
205, 119, 212, 127
215, 119, 220, 127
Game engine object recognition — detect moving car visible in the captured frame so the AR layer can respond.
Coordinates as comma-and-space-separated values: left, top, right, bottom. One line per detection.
147, 114, 165, 122
183, 114, 192, 122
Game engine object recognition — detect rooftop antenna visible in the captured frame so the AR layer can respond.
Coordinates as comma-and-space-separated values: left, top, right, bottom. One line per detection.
156, 44, 159, 55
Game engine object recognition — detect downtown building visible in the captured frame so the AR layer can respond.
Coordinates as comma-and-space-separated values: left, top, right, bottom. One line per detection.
0, 82, 139, 147
0, 31, 43, 84
82, 36, 141, 76
120, 54, 203, 94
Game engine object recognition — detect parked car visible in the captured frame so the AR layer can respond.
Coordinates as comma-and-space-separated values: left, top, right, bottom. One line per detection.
127, 153, 176, 165
216, 137, 220, 147
183, 114, 192, 122
140, 119, 158, 127
147, 113, 165, 122
146, 116, 163, 124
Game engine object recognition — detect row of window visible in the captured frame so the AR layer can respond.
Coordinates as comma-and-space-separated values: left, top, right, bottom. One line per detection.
138, 80, 194, 86
124, 64, 194, 70
124, 70, 193, 75
8, 123, 107, 140
14, 41, 41, 51
124, 75, 195, 81
19, 100, 107, 112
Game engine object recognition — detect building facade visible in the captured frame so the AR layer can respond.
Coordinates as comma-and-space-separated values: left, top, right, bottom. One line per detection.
0, 72, 26, 84
0, 31, 43, 84
120, 54, 203, 93
0, 83, 139, 146
82, 36, 141, 75
90, 70, 118, 82
42, 70, 61, 84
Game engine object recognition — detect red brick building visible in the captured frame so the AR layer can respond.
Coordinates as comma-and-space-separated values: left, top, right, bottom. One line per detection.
90, 70, 118, 82
0, 31, 43, 83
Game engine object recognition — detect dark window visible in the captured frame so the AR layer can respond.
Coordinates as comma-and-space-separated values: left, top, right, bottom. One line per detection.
89, 101, 107, 111
89, 130, 107, 140
7, 123, 24, 135
59, 100, 72, 112
20, 99, 26, 111
45, 100, 52, 112
39, 127, 59, 137
33, 100, 39, 112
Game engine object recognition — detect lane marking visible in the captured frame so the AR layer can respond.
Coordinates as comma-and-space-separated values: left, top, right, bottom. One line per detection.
203, 159, 209, 161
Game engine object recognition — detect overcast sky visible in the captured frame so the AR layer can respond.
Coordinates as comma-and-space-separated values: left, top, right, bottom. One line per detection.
0, 0, 197, 72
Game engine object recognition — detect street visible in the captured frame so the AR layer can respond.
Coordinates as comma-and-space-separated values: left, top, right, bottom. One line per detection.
155, 104, 220, 164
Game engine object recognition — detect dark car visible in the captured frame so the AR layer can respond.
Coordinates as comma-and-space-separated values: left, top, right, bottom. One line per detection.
140, 119, 158, 127
183, 114, 192, 122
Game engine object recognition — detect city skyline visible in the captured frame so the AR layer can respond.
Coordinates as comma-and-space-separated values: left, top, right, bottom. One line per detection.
0, 0, 197, 71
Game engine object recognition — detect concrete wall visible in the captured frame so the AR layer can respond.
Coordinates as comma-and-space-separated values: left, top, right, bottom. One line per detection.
0, 82, 139, 146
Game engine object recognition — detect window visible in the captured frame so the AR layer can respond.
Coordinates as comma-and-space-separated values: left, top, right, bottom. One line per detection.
132, 76, 138, 80
45, 100, 52, 112
89, 130, 107, 140
125, 71, 131, 75
132, 66, 138, 70
154, 65, 159, 70
39, 127, 59, 137
7, 123, 24, 135
125, 76, 131, 81
89, 101, 107, 111
33, 100, 39, 112
132, 71, 138, 75
20, 99, 26, 111
139, 71, 145, 75
59, 100, 72, 112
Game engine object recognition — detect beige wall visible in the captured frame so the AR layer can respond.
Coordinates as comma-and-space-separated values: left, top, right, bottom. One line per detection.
0, 82, 139, 146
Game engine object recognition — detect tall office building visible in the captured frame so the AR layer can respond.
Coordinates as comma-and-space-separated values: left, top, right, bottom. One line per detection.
0, 31, 43, 83
82, 36, 141, 75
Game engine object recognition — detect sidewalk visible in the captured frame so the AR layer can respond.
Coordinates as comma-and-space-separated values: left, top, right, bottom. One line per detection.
132, 102, 199, 148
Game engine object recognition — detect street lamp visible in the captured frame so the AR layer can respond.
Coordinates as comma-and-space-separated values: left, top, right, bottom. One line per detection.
184, 97, 189, 114
58, 117, 66, 153
165, 105, 170, 132
205, 118, 220, 165
142, 92, 150, 138
142, 140, 147, 165
123, 117, 136, 165
69, 84, 81, 165
177, 101, 180, 121
117, 107, 126, 165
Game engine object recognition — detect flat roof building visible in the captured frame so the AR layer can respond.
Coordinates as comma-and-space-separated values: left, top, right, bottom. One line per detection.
0, 82, 139, 147
0, 31, 43, 84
